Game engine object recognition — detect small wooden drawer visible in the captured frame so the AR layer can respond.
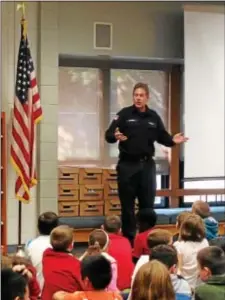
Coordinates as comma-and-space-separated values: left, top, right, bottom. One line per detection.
58, 201, 79, 217
79, 168, 102, 185
105, 199, 121, 216
103, 169, 117, 183
104, 183, 119, 200
80, 184, 104, 201
58, 167, 79, 185
80, 201, 104, 216
58, 184, 79, 201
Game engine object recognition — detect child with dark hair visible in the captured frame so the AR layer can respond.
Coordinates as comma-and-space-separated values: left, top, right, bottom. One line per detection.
80, 229, 118, 292
53, 255, 122, 300
192, 200, 218, 240
42, 225, 83, 300
25, 211, 58, 291
133, 208, 157, 262
174, 214, 209, 288
1, 268, 29, 300
195, 246, 225, 300
103, 215, 134, 290
1, 255, 40, 300
150, 245, 192, 300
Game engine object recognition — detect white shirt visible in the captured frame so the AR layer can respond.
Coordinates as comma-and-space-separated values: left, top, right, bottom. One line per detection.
25, 235, 51, 292
131, 255, 149, 286
174, 239, 209, 288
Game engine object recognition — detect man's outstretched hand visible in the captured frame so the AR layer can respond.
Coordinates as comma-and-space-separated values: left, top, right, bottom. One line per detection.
173, 133, 189, 144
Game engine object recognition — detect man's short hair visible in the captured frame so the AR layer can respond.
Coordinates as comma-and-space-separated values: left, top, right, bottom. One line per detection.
50, 225, 73, 251
136, 208, 157, 232
192, 200, 210, 219
1, 268, 28, 300
133, 82, 149, 96
197, 246, 225, 275
180, 214, 205, 242
150, 245, 178, 269
81, 255, 112, 290
176, 211, 192, 229
147, 229, 172, 249
38, 211, 58, 235
103, 215, 121, 233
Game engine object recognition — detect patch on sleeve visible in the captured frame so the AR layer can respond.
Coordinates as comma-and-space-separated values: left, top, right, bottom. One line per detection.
114, 115, 119, 121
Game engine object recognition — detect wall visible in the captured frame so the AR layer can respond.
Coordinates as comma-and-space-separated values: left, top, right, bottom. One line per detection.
58, 1, 183, 58
1, 1, 183, 245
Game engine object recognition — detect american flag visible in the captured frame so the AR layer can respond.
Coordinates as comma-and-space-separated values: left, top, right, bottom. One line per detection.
11, 20, 42, 203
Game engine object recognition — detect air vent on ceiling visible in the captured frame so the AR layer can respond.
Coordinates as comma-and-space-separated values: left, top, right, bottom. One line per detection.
93, 22, 113, 50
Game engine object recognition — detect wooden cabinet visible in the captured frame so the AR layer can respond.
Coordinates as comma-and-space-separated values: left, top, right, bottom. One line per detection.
1, 112, 7, 254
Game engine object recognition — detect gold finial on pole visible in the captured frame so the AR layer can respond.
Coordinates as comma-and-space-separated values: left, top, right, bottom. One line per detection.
17, 2, 27, 38
17, 2, 26, 18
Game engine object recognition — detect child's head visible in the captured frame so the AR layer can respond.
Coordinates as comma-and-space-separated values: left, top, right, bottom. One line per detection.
147, 229, 172, 250
50, 225, 73, 252
1, 268, 29, 300
38, 211, 58, 235
192, 200, 210, 219
197, 246, 225, 281
88, 229, 109, 253
81, 255, 112, 290
1, 255, 13, 269
131, 260, 175, 300
150, 245, 178, 274
103, 215, 121, 234
209, 237, 225, 253
179, 214, 205, 242
136, 208, 157, 233
176, 211, 192, 229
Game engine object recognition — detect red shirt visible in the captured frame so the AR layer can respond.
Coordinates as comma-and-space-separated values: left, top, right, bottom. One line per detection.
107, 233, 134, 290
41, 248, 83, 300
133, 229, 152, 259
26, 264, 40, 300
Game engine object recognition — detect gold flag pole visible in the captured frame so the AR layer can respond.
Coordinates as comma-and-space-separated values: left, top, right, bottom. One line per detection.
17, 2, 27, 37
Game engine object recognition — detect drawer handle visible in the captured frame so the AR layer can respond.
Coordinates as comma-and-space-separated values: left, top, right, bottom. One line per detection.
112, 204, 120, 209
63, 189, 71, 193
62, 173, 70, 176
86, 205, 99, 212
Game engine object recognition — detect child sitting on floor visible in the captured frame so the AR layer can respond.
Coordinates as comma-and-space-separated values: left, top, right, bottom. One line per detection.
102, 215, 134, 291
132, 208, 157, 263
53, 255, 122, 300
195, 246, 225, 300
173, 211, 192, 242
192, 200, 218, 241
174, 214, 209, 289
80, 229, 118, 292
42, 225, 83, 300
131, 229, 172, 286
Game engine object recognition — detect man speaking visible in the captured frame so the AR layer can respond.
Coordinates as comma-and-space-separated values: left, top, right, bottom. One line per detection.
105, 82, 188, 245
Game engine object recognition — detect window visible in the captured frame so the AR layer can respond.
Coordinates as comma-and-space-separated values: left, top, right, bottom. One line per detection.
58, 67, 101, 163
183, 179, 225, 204
109, 69, 169, 159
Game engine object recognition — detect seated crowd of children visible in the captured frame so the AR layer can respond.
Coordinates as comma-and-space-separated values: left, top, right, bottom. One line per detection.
1, 200, 225, 300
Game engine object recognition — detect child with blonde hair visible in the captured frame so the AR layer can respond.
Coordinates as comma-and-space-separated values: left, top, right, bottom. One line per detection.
130, 260, 175, 300
42, 225, 83, 300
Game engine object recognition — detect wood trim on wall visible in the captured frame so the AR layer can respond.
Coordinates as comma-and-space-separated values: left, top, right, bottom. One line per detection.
183, 4, 225, 14
169, 67, 181, 208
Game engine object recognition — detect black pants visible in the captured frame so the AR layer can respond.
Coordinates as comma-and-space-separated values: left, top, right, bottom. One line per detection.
117, 158, 156, 245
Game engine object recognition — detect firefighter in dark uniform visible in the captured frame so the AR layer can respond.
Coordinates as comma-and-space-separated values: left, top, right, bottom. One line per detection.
105, 82, 188, 245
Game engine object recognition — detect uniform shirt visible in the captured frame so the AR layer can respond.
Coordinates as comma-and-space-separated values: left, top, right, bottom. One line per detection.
105, 105, 175, 158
